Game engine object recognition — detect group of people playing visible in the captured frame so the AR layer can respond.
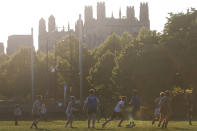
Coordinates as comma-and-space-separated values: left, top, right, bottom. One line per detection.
27, 89, 141, 129
13, 88, 195, 129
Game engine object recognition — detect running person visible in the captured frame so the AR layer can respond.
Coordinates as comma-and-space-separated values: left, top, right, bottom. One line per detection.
126, 89, 140, 128
83, 89, 99, 128
152, 92, 165, 125
30, 95, 42, 129
102, 96, 127, 128
65, 96, 78, 128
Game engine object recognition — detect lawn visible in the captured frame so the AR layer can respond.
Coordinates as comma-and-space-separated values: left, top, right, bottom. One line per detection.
0, 120, 197, 131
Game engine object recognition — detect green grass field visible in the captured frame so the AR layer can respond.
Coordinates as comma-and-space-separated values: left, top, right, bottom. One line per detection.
0, 120, 197, 131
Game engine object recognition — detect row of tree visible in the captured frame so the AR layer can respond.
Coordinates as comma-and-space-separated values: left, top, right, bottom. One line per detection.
0, 8, 197, 118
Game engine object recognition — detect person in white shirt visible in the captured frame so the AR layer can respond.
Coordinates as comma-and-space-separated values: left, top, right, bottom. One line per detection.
102, 96, 127, 128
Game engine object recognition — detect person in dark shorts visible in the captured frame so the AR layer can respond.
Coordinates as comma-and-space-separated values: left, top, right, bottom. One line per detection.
102, 96, 127, 128
30, 95, 42, 129
14, 104, 22, 126
126, 89, 140, 128
83, 89, 99, 128
184, 91, 194, 125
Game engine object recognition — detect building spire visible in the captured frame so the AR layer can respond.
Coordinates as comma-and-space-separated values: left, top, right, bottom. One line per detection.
119, 8, 121, 19
111, 12, 114, 18
68, 22, 70, 31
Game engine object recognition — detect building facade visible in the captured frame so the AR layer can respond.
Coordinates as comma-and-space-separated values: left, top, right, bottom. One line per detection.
38, 2, 150, 51
75, 2, 150, 48
7, 29, 33, 55
38, 15, 73, 53
0, 42, 4, 54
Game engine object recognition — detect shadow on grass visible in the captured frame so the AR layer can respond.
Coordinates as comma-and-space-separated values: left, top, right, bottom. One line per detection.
173, 127, 191, 130
36, 128, 53, 131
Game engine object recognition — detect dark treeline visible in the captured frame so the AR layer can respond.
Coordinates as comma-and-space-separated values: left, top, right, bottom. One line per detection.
0, 9, 197, 119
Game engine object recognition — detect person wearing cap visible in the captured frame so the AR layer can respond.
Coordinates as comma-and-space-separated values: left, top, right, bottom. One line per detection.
83, 89, 99, 128
65, 96, 78, 128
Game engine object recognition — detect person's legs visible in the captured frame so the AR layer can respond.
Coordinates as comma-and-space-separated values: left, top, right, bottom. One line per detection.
127, 107, 137, 127
158, 113, 164, 127
31, 115, 39, 129
118, 112, 124, 127
102, 112, 115, 128
15, 116, 18, 125
65, 116, 71, 128
189, 110, 192, 125
88, 113, 91, 128
70, 115, 73, 128
92, 113, 96, 128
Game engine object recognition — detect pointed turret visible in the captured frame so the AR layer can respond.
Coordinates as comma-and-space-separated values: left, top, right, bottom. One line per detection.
39, 18, 46, 34
48, 15, 56, 32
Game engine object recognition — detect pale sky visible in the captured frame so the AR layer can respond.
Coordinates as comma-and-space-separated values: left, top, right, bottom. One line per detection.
0, 0, 196, 52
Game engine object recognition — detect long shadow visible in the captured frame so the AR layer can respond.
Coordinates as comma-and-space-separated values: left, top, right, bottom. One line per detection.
36, 128, 52, 131
173, 127, 191, 130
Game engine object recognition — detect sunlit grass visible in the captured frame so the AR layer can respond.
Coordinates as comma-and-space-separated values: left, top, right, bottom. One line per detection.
0, 120, 197, 131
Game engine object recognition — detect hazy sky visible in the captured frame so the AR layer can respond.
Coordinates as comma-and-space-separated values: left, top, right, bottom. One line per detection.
0, 0, 196, 51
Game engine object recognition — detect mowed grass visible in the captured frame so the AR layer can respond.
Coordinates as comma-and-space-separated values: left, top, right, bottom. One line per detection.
0, 120, 197, 131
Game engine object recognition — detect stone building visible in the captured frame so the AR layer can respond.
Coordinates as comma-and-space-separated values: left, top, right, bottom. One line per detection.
7, 29, 34, 55
38, 2, 150, 51
38, 15, 74, 53
75, 2, 150, 48
0, 42, 4, 54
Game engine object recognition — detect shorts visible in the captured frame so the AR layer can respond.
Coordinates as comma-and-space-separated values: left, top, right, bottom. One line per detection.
88, 108, 97, 115
154, 107, 160, 116
131, 106, 140, 117
66, 112, 72, 118
111, 112, 124, 119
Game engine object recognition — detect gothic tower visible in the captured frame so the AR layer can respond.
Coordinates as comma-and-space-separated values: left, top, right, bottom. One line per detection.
127, 6, 135, 19
140, 3, 150, 29
39, 18, 46, 34
38, 18, 47, 52
48, 15, 56, 32
97, 2, 106, 20
84, 6, 93, 24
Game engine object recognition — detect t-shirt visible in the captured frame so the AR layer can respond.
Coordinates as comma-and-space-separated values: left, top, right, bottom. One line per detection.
114, 100, 125, 112
14, 107, 22, 116
32, 100, 41, 115
159, 96, 170, 108
131, 96, 140, 107
154, 97, 162, 108
85, 95, 99, 110
41, 107, 47, 114
66, 101, 74, 114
